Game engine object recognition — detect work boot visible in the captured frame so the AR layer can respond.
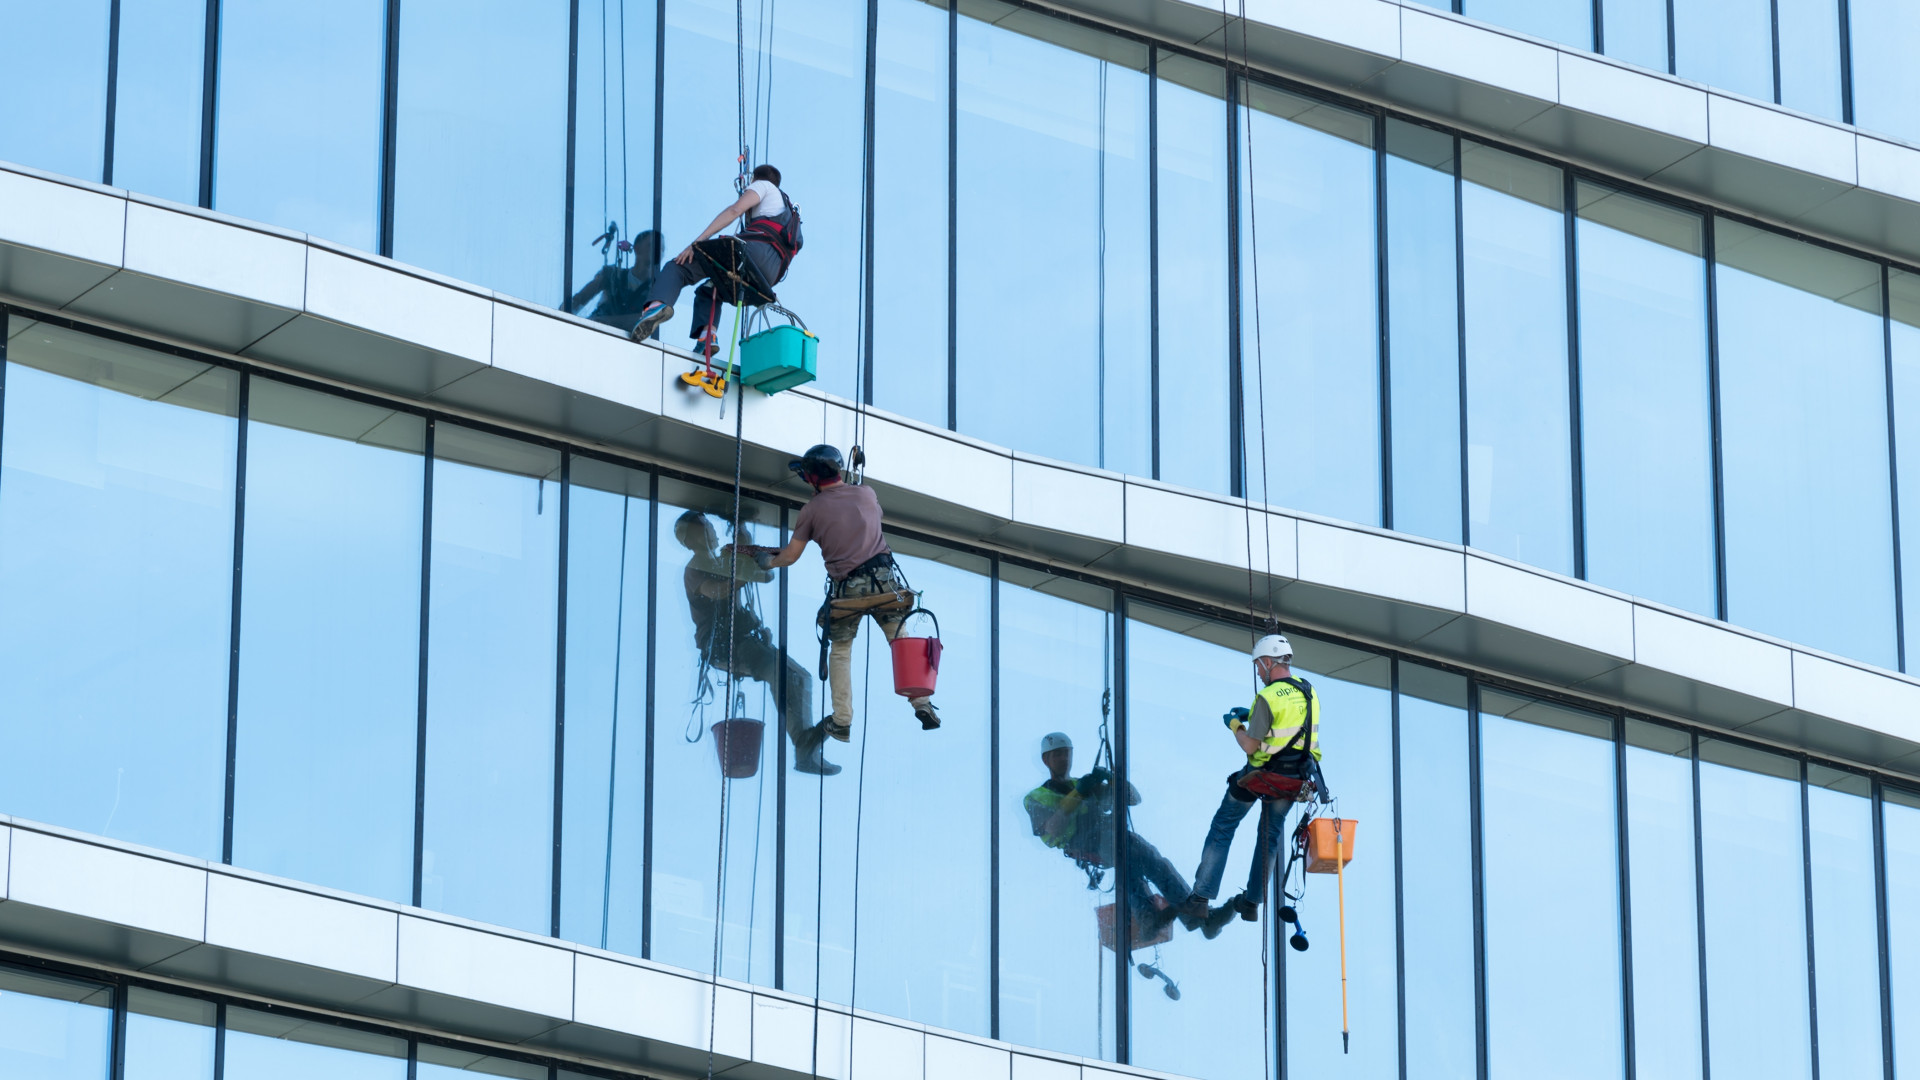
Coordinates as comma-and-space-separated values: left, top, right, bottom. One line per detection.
1174, 896, 1207, 932
821, 716, 851, 743
1201, 899, 1243, 940
1177, 895, 1210, 930
629, 301, 672, 342
914, 702, 941, 730
1139, 901, 1179, 937
793, 724, 841, 776
1234, 891, 1261, 922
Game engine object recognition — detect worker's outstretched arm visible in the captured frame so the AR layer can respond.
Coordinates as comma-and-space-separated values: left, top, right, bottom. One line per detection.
1232, 697, 1271, 756
674, 189, 763, 265
759, 534, 809, 569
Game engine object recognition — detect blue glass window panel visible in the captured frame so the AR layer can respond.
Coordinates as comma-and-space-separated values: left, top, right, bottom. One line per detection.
1673, 0, 1773, 102
215, 0, 384, 249
222, 1011, 406, 1080
1776, 0, 1843, 121
783, 538, 992, 1033
1623, 722, 1702, 1080
1807, 770, 1883, 1080
1575, 184, 1715, 616
1478, 692, 1623, 1079
569, 0, 657, 326
1849, 0, 1920, 146
995, 569, 1116, 1061
1889, 270, 1920, 672
1888, 791, 1920, 1079
1461, 144, 1572, 574
422, 426, 561, 934
1716, 220, 1895, 667
393, 0, 568, 305
1602, 0, 1671, 73
649, 479, 782, 984
1399, 666, 1475, 1080
0, 0, 109, 182
0, 968, 111, 1080
1462, 0, 1593, 49
0, 327, 236, 858
1098, 64, 1153, 478
1286, 655, 1397, 1079
659, 0, 864, 398
232, 380, 423, 903
1122, 610, 1270, 1080
123, 990, 214, 1080
1699, 742, 1811, 1080
1239, 84, 1379, 525
110, 0, 205, 203
559, 460, 651, 955
1386, 121, 1462, 544
956, 12, 1149, 472
870, 0, 949, 430
1153, 55, 1231, 494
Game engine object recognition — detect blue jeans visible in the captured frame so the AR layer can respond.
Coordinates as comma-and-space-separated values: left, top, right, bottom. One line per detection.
1191, 783, 1294, 902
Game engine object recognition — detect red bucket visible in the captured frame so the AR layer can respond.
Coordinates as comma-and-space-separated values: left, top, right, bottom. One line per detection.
889, 609, 943, 698
710, 718, 764, 778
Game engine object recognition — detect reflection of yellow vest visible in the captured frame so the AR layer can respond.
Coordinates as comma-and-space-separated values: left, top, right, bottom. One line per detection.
1251, 678, 1320, 766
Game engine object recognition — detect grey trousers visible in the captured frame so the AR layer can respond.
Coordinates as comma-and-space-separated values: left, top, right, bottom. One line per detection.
644, 238, 782, 337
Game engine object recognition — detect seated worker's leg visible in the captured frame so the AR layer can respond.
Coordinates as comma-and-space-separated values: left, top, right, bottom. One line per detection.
733, 625, 838, 776
689, 283, 719, 357
1188, 783, 1258, 907
1123, 831, 1192, 908
630, 258, 710, 341
1238, 798, 1294, 913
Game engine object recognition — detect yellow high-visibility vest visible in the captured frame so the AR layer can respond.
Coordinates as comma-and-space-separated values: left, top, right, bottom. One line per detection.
1250, 677, 1320, 765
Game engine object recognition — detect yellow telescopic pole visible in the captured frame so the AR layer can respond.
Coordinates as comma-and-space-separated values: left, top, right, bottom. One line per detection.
1336, 818, 1350, 1054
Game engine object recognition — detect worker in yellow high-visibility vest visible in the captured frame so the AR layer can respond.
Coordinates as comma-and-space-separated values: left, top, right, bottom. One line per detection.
1180, 633, 1321, 937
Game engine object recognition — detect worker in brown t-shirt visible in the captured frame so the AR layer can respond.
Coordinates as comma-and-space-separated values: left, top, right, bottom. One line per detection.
753, 444, 939, 742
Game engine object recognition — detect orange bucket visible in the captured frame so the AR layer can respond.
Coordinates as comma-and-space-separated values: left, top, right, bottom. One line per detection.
1306, 818, 1358, 874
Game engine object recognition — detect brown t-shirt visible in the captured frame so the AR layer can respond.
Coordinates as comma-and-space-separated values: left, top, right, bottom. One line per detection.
792, 482, 889, 580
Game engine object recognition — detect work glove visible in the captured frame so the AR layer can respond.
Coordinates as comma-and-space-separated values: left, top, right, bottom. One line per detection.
1076, 767, 1112, 797
1223, 707, 1250, 732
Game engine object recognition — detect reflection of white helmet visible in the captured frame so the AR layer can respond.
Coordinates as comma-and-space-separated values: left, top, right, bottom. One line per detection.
1041, 732, 1073, 754
1252, 634, 1293, 662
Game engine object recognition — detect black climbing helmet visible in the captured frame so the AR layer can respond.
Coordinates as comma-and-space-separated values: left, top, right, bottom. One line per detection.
789, 444, 844, 484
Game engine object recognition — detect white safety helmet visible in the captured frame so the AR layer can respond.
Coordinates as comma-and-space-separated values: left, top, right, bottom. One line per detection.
1040, 732, 1073, 754
1252, 634, 1293, 663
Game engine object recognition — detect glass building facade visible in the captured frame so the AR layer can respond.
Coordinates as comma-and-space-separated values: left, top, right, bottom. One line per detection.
4, 1, 1920, 1079
6, 0, 1920, 676
1, 315, 1917, 1078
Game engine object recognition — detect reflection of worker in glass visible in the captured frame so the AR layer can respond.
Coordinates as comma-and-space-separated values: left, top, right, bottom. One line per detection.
675, 510, 838, 775
570, 228, 662, 334
1184, 633, 1320, 935
630, 164, 800, 357
1023, 732, 1200, 937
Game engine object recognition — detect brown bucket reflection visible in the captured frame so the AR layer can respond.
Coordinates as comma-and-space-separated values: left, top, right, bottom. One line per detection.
711, 718, 765, 778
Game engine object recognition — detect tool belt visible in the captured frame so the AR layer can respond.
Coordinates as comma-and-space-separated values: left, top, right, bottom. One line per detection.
824, 552, 916, 616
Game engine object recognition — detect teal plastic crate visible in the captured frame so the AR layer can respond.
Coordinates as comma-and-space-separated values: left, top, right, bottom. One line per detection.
739, 324, 818, 394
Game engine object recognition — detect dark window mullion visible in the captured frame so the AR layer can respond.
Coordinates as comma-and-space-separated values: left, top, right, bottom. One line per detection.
1705, 216, 1730, 622
1566, 171, 1586, 581
1225, 73, 1245, 501
221, 374, 249, 865
199, 0, 220, 209
860, 0, 879, 407
640, 471, 659, 957
1112, 594, 1131, 1064
1391, 659, 1408, 1080
1837, 0, 1855, 125
378, 0, 402, 256
103, 0, 122, 186
987, 558, 1001, 1041
412, 420, 435, 908
1148, 52, 1160, 481
1802, 759, 1822, 1079
1881, 266, 1906, 670
561, 0, 580, 311
1615, 714, 1637, 1080
947, 0, 958, 431
1872, 778, 1895, 1080
551, 455, 570, 938
1455, 137, 1470, 550
1692, 732, 1712, 1080
1376, 114, 1393, 532
1468, 679, 1488, 1080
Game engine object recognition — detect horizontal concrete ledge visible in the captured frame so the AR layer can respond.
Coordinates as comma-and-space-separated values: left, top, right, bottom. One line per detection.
2, 163, 1919, 779
0, 819, 1184, 1080
1039, 0, 1920, 274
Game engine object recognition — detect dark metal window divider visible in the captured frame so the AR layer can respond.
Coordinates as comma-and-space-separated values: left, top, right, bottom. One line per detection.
221, 373, 250, 865
1112, 593, 1131, 1063
1614, 711, 1637, 1080
103, 0, 123, 187
988, 557, 1002, 1040
1468, 678, 1488, 1080
1565, 171, 1587, 581
773, 506, 789, 990
1769, 0, 1784, 105
412, 420, 435, 908
198, 0, 219, 209
1704, 215, 1730, 622
861, 0, 879, 407
1591, 0, 1604, 54
1148, 50, 1160, 480
109, 974, 129, 1080
213, 1000, 228, 1080
551, 454, 572, 938
1391, 657, 1408, 1080
641, 471, 659, 957
1800, 757, 1822, 1079
1691, 731, 1711, 1080
651, 0, 665, 242
1665, 0, 1677, 75
947, 0, 959, 431
1376, 113, 1394, 532
379, 0, 402, 256
1454, 136, 1471, 550
562, 0, 581, 310
1837, 0, 1856, 125
1872, 777, 1895, 1080
1882, 266, 1906, 671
